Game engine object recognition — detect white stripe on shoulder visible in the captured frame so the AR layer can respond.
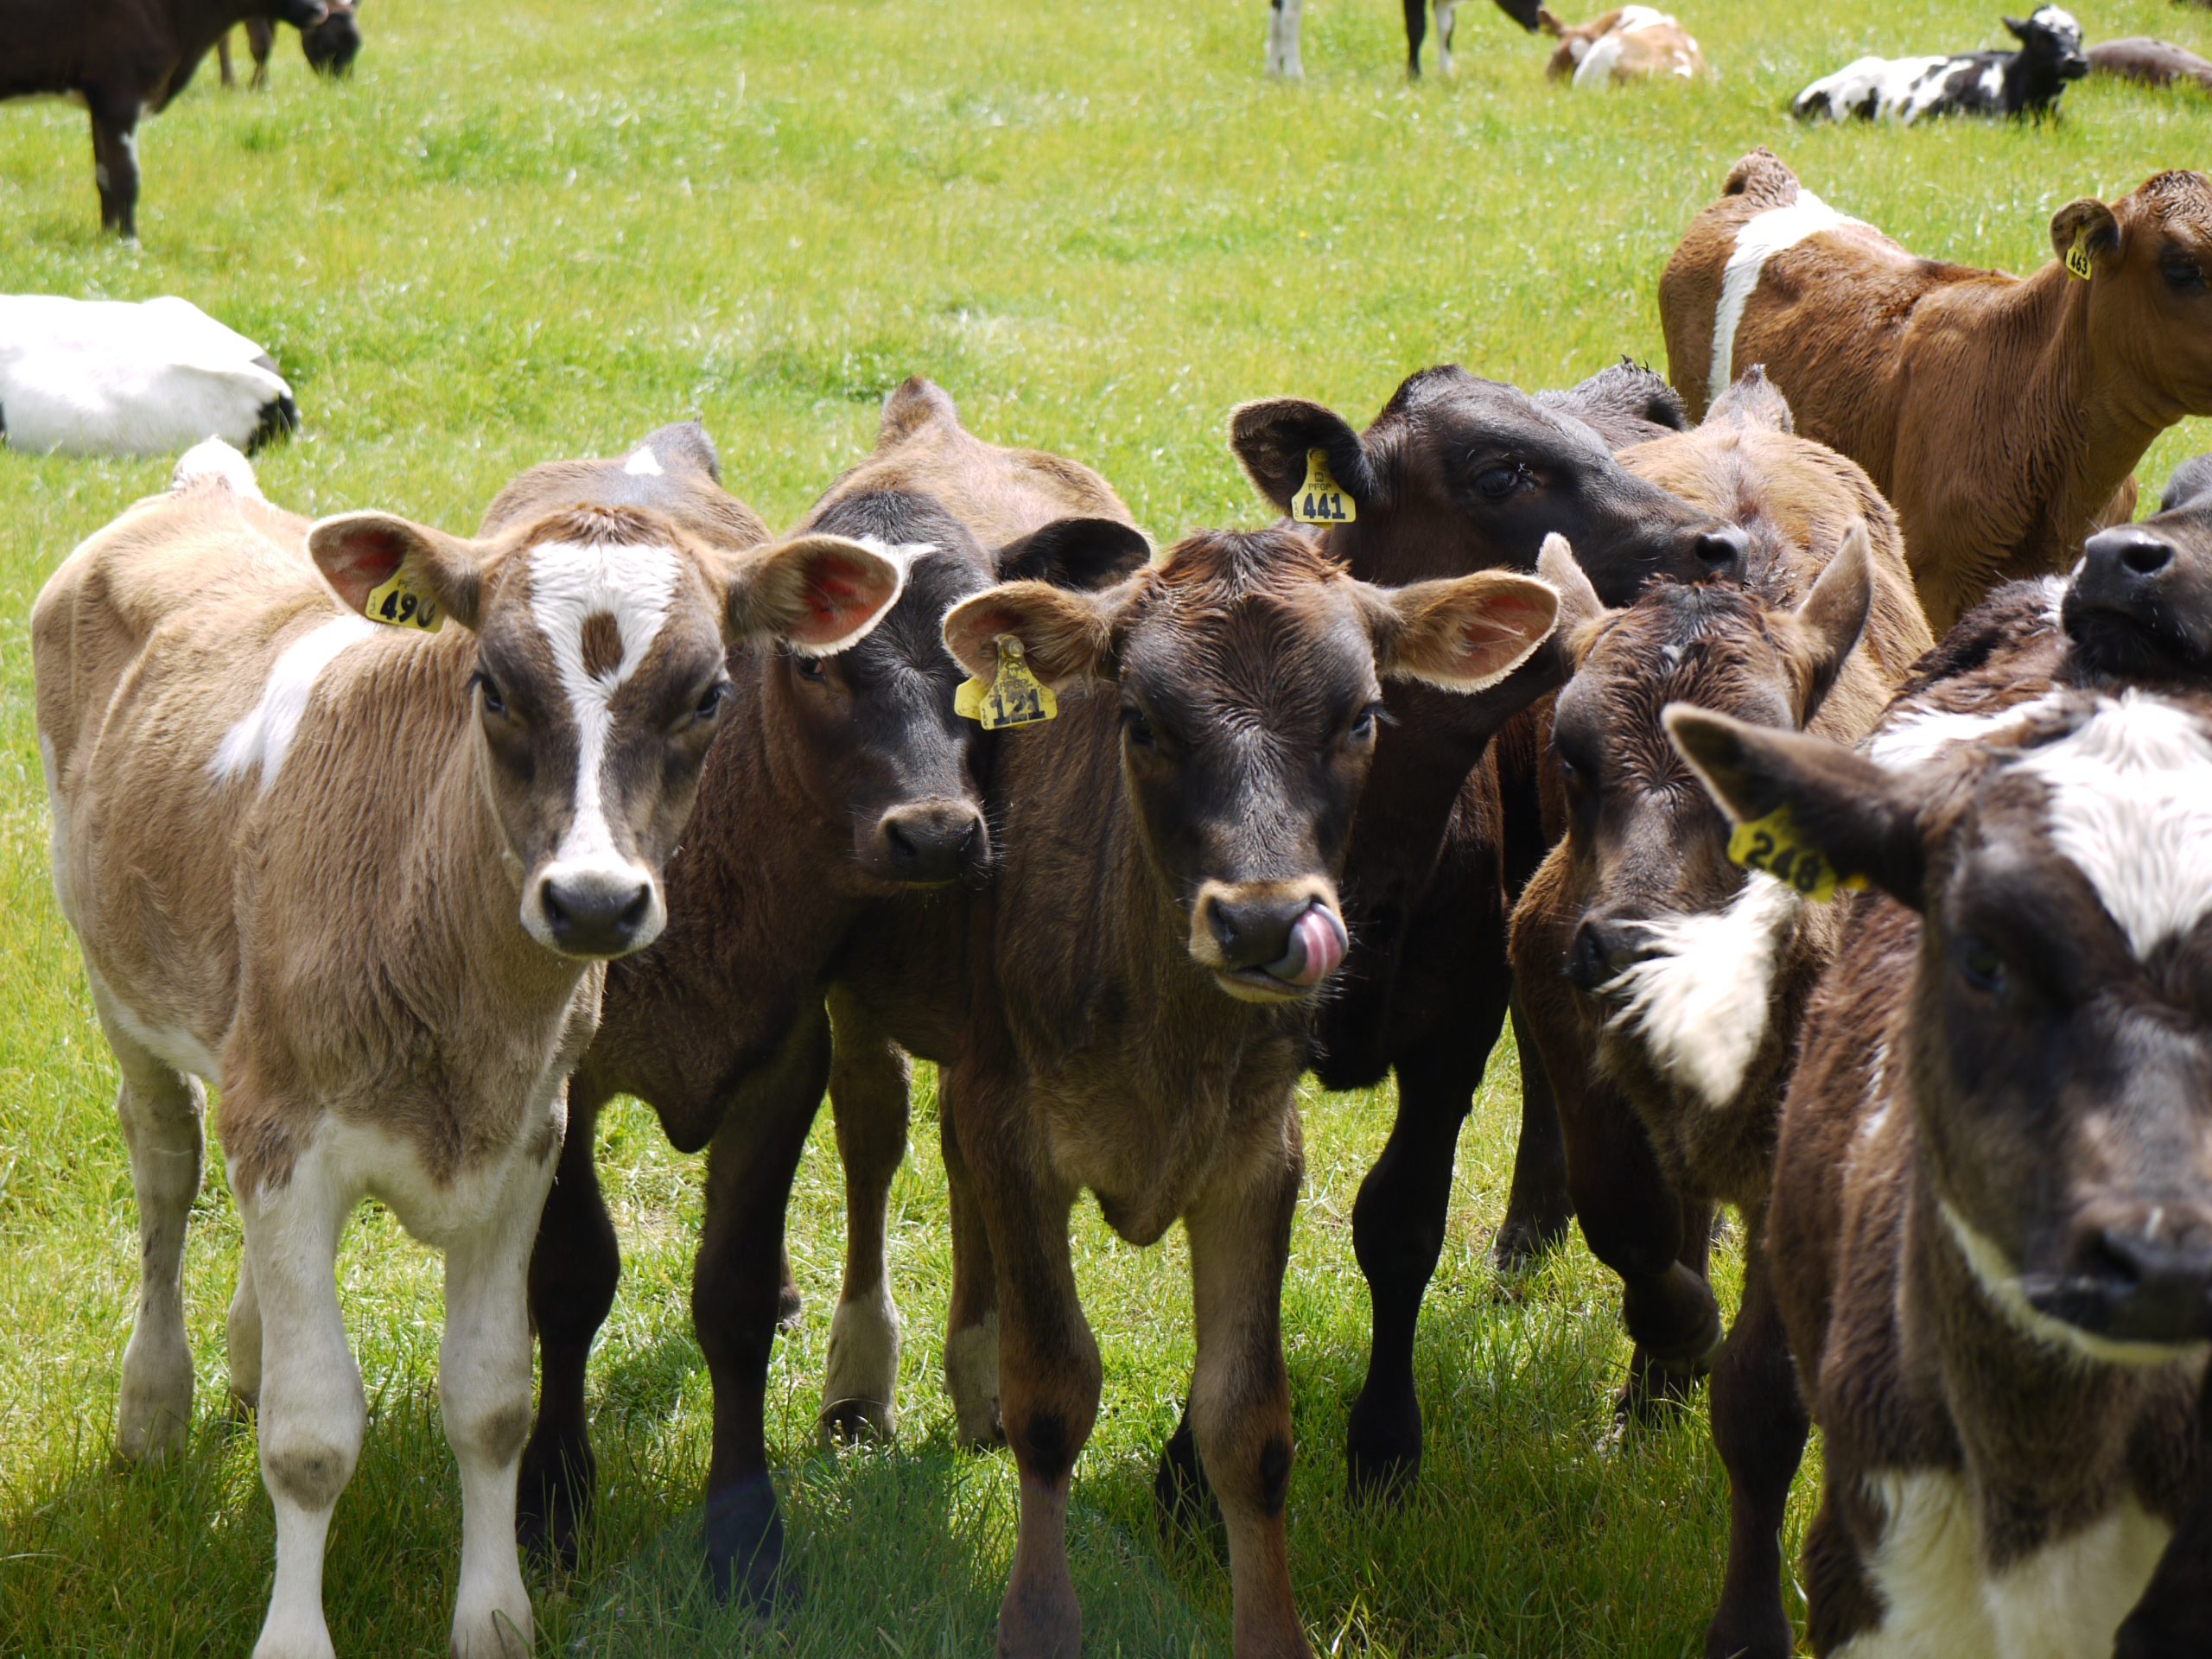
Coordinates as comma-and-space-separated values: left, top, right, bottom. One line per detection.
1866, 690, 2068, 770
211, 613, 378, 791
1711, 188, 1863, 408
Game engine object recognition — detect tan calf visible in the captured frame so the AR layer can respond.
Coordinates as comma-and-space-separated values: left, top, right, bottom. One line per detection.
1660, 149, 2212, 630
1539, 7, 1706, 86
33, 440, 901, 1658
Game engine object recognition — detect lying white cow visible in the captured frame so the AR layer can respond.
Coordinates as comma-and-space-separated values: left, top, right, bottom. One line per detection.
0, 294, 297, 458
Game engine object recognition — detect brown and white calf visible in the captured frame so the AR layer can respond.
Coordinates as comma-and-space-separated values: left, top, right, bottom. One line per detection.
509, 403, 1147, 1599
941, 527, 1562, 1657
32, 440, 901, 1657
1660, 150, 2212, 631
1538, 7, 1706, 86
1669, 683, 2212, 1658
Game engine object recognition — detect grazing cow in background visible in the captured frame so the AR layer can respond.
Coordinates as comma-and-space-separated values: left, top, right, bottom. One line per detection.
1266, 0, 1541, 80
1511, 371, 1931, 1659
1660, 150, 2212, 630
516, 385, 1148, 1599
939, 526, 1562, 1659
1792, 7, 2088, 123
1, 294, 297, 458
0, 0, 333, 237
32, 440, 903, 1659
218, 0, 361, 87
2088, 35, 2212, 94
1538, 7, 1706, 87
1669, 683, 2212, 1659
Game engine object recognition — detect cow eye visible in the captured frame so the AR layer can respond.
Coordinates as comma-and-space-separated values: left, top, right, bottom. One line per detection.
694, 680, 731, 721
1474, 462, 1526, 502
794, 653, 828, 683
2163, 254, 2206, 292
1348, 702, 1384, 743
1956, 936, 2006, 994
1122, 705, 1157, 749
470, 670, 508, 720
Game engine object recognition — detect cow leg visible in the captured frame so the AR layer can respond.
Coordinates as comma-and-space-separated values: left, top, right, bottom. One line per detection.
940, 1096, 1004, 1448
1344, 1027, 1498, 1501
518, 1077, 616, 1569
240, 1161, 363, 1659
694, 1016, 830, 1607
247, 18, 275, 89
2115, 1364, 2212, 1656
1267, 0, 1305, 79
228, 1249, 262, 1417
1491, 994, 1573, 1272
218, 34, 237, 87
819, 988, 907, 1445
1432, 0, 1459, 74
1702, 1236, 1803, 1659
440, 1159, 550, 1659
1402, 0, 1427, 77
103, 1007, 207, 1464
86, 96, 141, 238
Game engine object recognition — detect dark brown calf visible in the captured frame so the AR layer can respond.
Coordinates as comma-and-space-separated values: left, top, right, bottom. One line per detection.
940, 528, 1562, 1658
1669, 685, 2212, 1657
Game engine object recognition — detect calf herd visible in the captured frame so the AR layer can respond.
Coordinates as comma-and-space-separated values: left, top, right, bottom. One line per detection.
30, 149, 2212, 1659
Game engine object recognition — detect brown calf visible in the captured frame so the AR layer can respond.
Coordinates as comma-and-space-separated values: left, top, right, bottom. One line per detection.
1510, 371, 1930, 1657
513, 393, 1147, 1599
2088, 37, 2212, 96
1660, 149, 2212, 630
1669, 682, 2212, 1658
941, 529, 1561, 1657
1538, 7, 1707, 86
32, 441, 901, 1656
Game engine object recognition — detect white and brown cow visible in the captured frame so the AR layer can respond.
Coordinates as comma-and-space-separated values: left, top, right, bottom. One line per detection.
32, 440, 901, 1657
1537, 7, 1705, 87
1668, 684, 2212, 1658
1660, 150, 2212, 632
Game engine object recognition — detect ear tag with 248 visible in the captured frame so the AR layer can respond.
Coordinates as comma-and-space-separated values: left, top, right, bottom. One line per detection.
1726, 804, 1865, 905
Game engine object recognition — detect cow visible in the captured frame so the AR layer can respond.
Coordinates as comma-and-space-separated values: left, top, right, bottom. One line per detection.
1792, 7, 2088, 124
1538, 7, 1706, 87
1, 294, 298, 459
1665, 682, 2212, 1659
31, 437, 904, 1658
1532, 354, 1690, 448
1509, 370, 1933, 1657
2088, 35, 2212, 95
0, 0, 333, 237
218, 1, 361, 88
1660, 149, 2212, 632
1265, 0, 1541, 81
938, 524, 1564, 1658
513, 385, 1149, 1599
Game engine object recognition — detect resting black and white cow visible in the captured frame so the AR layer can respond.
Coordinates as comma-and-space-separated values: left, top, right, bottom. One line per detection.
0, 295, 298, 459
1266, 0, 1540, 79
1793, 6, 2088, 124
0, 0, 333, 236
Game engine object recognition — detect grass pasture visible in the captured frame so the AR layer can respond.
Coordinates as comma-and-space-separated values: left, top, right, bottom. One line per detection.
3, 0, 2211, 1652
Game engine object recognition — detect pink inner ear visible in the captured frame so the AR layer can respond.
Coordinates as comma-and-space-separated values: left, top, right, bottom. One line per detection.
1460, 594, 1553, 665
319, 528, 407, 613
792, 554, 894, 646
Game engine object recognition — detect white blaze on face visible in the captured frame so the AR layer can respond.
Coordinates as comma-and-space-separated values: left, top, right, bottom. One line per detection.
211, 614, 379, 793
1711, 188, 1866, 407
524, 539, 683, 946
622, 445, 663, 477
2016, 693, 2212, 961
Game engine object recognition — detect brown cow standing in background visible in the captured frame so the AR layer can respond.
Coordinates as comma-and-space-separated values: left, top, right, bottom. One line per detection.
1659, 149, 2212, 630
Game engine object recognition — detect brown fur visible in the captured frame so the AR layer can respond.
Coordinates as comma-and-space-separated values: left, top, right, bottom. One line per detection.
1660, 150, 2212, 630
1538, 7, 1707, 84
2088, 37, 2212, 94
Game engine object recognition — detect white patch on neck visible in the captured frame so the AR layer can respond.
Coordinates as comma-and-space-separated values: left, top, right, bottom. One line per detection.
1865, 690, 2069, 771
210, 614, 378, 792
623, 446, 663, 476
1711, 188, 1865, 408
528, 538, 681, 879
1938, 1198, 2212, 1367
1603, 874, 1803, 1109
172, 437, 263, 500
2014, 693, 2212, 959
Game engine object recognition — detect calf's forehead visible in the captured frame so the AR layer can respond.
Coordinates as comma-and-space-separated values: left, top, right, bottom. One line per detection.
1122, 582, 1376, 721
482, 536, 720, 691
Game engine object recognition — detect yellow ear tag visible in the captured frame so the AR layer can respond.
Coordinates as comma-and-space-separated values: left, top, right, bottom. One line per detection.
954, 634, 1058, 731
2066, 226, 2095, 283
364, 568, 443, 633
1726, 805, 1866, 905
1291, 448, 1356, 525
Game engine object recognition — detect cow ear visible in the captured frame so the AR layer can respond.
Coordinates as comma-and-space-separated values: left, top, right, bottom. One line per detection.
1229, 398, 1381, 517
878, 376, 959, 448
308, 512, 489, 631
1787, 521, 1874, 723
2004, 15, 2029, 40
1664, 705, 1929, 909
1536, 532, 1612, 664
1707, 365, 1796, 434
995, 518, 1154, 590
725, 532, 906, 655
942, 578, 1132, 689
1537, 8, 1566, 36
1366, 569, 1560, 692
2051, 197, 2120, 273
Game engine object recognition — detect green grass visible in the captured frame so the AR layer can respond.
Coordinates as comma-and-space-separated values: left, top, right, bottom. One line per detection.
3, 0, 2209, 1652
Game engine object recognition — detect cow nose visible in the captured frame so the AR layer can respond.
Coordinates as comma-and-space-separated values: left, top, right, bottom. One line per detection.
2037, 1220, 2212, 1346
538, 872, 655, 957
877, 803, 988, 885
2087, 526, 2176, 582
1693, 526, 1751, 583
1205, 894, 1347, 985
1567, 916, 1650, 994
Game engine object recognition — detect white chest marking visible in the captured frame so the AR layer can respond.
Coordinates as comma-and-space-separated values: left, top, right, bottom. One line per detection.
1711, 188, 1865, 408
1865, 690, 2069, 771
211, 614, 378, 792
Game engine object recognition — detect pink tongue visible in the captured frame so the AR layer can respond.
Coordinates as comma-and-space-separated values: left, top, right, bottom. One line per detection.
1275, 907, 1347, 987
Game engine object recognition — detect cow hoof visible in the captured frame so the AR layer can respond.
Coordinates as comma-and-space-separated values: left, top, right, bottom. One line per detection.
705, 1475, 793, 1613
517, 1438, 594, 1573
1703, 1602, 1794, 1659
1608, 1344, 1708, 1440
817, 1395, 895, 1447
1344, 1384, 1421, 1505
776, 1282, 804, 1332
1490, 1208, 1572, 1275
1153, 1417, 1220, 1541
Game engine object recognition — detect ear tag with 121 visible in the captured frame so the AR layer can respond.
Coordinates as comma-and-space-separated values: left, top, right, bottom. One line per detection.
954, 633, 1058, 730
